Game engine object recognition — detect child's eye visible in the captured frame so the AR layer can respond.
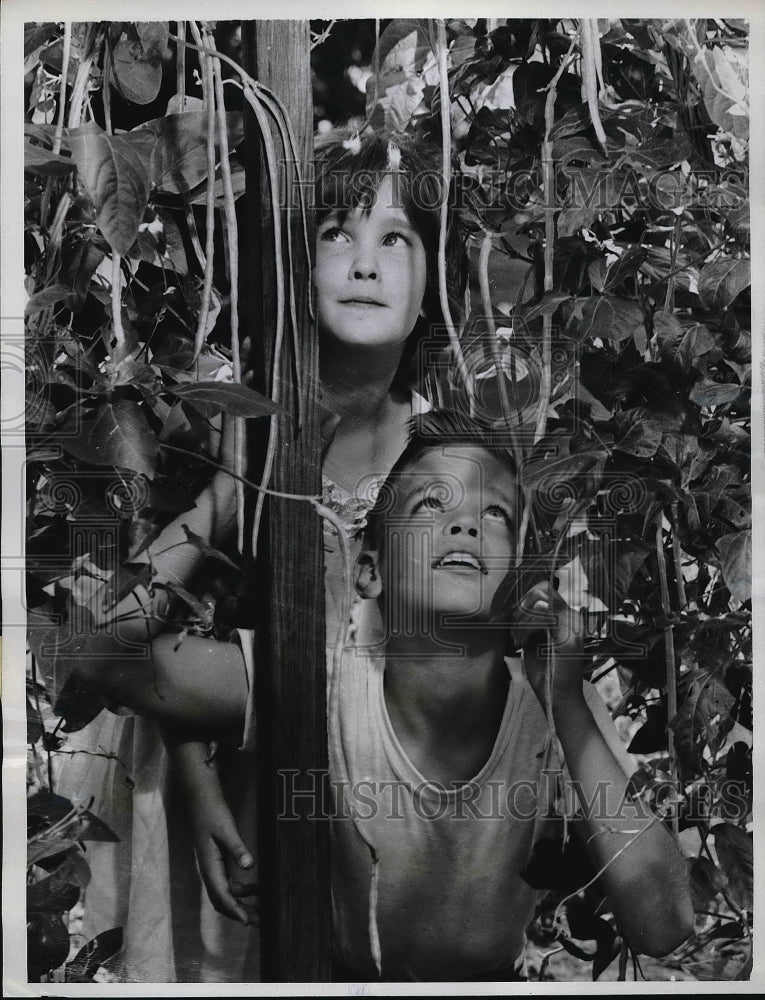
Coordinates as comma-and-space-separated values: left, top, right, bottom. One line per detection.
411, 496, 445, 515
483, 504, 513, 527
381, 231, 411, 247
319, 226, 348, 244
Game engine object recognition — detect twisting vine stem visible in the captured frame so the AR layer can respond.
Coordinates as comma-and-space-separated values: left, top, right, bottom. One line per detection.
175, 20, 187, 111
110, 254, 125, 360
242, 83, 287, 561
655, 514, 680, 837
580, 19, 608, 155
434, 19, 472, 405
52, 23, 71, 154
193, 25, 218, 358
66, 23, 100, 129
204, 27, 245, 551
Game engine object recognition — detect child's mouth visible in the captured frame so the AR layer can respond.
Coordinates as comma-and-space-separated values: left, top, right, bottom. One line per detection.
433, 552, 486, 574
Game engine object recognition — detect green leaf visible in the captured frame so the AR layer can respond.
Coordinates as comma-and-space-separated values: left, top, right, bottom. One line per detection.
25, 141, 75, 177
614, 419, 663, 458
692, 45, 748, 141
688, 856, 726, 912
27, 697, 44, 744
713, 823, 753, 910
654, 310, 685, 360
717, 530, 751, 602
677, 324, 716, 373
689, 380, 741, 407
28, 838, 81, 868
28, 790, 76, 823
27, 912, 71, 979
610, 541, 651, 602
74, 810, 120, 843
698, 258, 750, 312
188, 158, 246, 206
141, 111, 243, 194
111, 23, 168, 105
65, 927, 124, 983
166, 381, 280, 419
27, 871, 80, 914
181, 524, 241, 573
25, 22, 59, 60
59, 399, 159, 479
68, 123, 154, 256
627, 704, 667, 754
569, 294, 645, 344
25, 284, 75, 313
517, 291, 571, 325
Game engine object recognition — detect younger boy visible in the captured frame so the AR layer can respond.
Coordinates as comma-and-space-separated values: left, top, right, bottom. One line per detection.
325, 409, 693, 980
55, 410, 694, 980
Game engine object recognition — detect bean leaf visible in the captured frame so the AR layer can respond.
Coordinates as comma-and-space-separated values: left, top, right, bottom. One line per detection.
69, 123, 154, 256
59, 399, 159, 479
111, 23, 168, 105
568, 294, 645, 343
65, 926, 124, 983
140, 111, 244, 194
166, 381, 280, 419
181, 525, 242, 573
25, 141, 75, 176
717, 529, 751, 602
698, 258, 750, 312
713, 822, 753, 910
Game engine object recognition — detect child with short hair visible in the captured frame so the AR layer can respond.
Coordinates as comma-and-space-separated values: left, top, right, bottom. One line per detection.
63, 410, 694, 980
325, 409, 694, 980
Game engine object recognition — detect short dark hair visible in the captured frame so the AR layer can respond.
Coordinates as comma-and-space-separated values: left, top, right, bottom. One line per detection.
365, 410, 517, 552
314, 131, 468, 391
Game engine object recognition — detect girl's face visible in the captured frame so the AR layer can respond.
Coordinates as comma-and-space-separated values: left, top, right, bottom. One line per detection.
314, 174, 428, 354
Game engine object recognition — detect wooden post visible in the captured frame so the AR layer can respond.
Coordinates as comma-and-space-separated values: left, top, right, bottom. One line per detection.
240, 20, 331, 982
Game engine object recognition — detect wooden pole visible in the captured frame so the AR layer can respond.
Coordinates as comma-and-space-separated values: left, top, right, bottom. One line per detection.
240, 20, 331, 982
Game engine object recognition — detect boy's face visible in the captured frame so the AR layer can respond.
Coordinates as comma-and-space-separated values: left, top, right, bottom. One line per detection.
379, 446, 516, 628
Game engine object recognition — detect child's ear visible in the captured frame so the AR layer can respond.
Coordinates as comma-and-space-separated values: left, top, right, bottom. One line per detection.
354, 550, 383, 600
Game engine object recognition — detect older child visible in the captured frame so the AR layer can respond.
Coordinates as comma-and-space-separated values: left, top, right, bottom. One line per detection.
38, 131, 466, 981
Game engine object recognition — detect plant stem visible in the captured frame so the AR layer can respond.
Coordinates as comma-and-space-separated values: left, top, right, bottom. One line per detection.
670, 501, 688, 611
176, 21, 187, 111
242, 83, 288, 561
435, 19, 472, 405
533, 29, 578, 449
67, 23, 100, 130
110, 254, 126, 360
205, 30, 244, 551
193, 35, 217, 357
580, 19, 608, 154
102, 38, 113, 134
53, 23, 72, 154
655, 514, 680, 837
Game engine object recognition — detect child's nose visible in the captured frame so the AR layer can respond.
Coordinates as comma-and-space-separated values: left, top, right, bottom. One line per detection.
349, 239, 379, 280
349, 249, 378, 280
448, 518, 478, 539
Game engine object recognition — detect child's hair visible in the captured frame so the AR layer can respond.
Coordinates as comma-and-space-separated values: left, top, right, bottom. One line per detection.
314, 130, 469, 390
364, 409, 517, 554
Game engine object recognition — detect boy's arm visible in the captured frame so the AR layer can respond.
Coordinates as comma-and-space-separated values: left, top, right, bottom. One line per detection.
161, 729, 257, 925
519, 583, 694, 958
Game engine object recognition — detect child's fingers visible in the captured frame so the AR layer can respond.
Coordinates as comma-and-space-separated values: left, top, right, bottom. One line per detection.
215, 814, 255, 870
514, 582, 583, 653
197, 841, 252, 925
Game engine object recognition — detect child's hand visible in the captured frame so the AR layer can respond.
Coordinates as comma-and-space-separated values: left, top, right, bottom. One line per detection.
189, 796, 257, 925
514, 581, 587, 708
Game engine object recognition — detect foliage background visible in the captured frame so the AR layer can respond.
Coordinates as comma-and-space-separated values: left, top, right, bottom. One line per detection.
22, 17, 752, 983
